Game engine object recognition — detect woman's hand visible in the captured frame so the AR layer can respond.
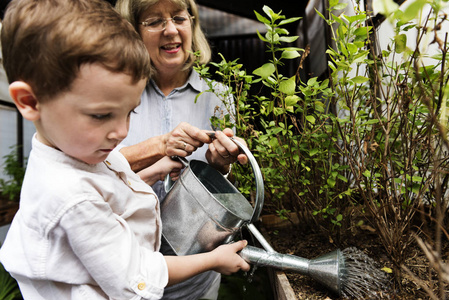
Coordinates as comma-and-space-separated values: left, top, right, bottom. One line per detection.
162, 122, 212, 158
206, 128, 248, 174
137, 156, 183, 185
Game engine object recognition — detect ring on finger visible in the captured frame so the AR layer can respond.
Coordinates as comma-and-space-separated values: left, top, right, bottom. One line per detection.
183, 142, 187, 150
222, 154, 230, 158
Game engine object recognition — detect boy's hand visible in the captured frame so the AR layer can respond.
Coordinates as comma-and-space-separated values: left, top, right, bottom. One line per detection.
210, 240, 251, 275
137, 156, 183, 185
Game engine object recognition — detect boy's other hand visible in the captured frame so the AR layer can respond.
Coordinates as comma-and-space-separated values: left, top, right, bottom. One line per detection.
210, 240, 250, 275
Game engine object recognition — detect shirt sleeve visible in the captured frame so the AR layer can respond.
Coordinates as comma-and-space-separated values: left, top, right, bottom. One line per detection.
59, 198, 168, 300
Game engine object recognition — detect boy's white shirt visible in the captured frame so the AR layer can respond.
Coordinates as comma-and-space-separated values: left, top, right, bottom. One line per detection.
0, 135, 168, 300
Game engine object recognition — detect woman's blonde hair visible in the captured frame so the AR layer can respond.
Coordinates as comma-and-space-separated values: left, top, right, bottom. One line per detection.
115, 0, 211, 71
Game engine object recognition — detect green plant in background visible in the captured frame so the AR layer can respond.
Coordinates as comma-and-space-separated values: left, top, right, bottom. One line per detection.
196, 0, 449, 293
323, 0, 449, 284
0, 260, 22, 300
195, 5, 354, 237
0, 146, 26, 202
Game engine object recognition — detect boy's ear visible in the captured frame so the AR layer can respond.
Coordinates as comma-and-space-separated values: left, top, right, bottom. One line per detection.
9, 81, 41, 121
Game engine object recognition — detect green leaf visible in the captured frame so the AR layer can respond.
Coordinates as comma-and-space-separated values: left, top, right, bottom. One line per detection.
333, 3, 348, 10
351, 76, 369, 84
256, 30, 268, 42
354, 26, 370, 37
262, 5, 275, 20
309, 148, 319, 156
401, 0, 427, 22
347, 43, 358, 54
315, 8, 326, 21
306, 115, 316, 124
254, 10, 270, 24
363, 170, 371, 178
363, 119, 380, 125
285, 95, 299, 107
279, 17, 301, 26
279, 76, 296, 95
281, 50, 301, 59
346, 14, 367, 24
339, 41, 348, 56
327, 177, 336, 187
329, 0, 339, 8
338, 174, 348, 182
253, 63, 275, 79
279, 36, 299, 43
394, 34, 407, 53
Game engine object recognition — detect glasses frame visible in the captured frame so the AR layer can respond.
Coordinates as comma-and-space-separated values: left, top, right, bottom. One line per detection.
140, 15, 195, 32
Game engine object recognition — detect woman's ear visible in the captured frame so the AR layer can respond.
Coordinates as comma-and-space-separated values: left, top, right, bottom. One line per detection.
9, 81, 41, 121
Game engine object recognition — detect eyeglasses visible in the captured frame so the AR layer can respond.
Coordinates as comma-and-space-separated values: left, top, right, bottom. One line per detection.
140, 15, 194, 32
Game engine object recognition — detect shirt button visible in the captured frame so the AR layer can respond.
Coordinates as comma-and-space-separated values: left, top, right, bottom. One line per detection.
138, 282, 146, 290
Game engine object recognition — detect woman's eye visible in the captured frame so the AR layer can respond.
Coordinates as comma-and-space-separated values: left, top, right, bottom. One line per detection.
173, 16, 187, 24
148, 18, 163, 27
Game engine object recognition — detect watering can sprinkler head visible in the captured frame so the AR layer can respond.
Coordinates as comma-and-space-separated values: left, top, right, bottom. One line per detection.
239, 246, 345, 296
307, 249, 345, 295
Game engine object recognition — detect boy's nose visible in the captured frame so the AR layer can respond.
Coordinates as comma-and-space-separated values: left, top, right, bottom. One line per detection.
109, 121, 128, 141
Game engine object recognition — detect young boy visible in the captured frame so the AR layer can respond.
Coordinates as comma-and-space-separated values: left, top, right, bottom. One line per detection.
0, 0, 250, 299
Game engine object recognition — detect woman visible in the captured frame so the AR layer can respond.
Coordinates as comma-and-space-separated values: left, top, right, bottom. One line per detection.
115, 0, 248, 299
116, 0, 247, 187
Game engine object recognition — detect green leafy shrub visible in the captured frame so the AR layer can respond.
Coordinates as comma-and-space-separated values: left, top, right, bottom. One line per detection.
0, 146, 26, 202
0, 261, 22, 300
195, 0, 449, 290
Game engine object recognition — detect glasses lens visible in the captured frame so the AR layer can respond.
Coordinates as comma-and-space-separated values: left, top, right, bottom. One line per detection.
144, 15, 191, 32
145, 17, 165, 31
172, 16, 189, 26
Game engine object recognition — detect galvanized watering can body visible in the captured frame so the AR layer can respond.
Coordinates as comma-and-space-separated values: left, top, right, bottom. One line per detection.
160, 138, 353, 296
161, 138, 264, 256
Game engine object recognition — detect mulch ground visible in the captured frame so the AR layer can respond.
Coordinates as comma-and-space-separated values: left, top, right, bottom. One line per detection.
263, 220, 448, 299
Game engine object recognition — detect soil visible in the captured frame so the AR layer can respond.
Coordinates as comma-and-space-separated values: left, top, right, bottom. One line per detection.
263, 219, 449, 300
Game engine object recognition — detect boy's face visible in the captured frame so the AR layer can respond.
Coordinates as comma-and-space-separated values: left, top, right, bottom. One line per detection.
35, 63, 146, 164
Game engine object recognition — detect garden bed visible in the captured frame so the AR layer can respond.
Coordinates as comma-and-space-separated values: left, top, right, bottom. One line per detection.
263, 218, 448, 299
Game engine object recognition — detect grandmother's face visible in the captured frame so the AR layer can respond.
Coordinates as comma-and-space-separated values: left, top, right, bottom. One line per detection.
138, 0, 193, 74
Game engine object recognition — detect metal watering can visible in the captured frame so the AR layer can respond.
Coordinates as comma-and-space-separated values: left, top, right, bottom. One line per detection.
161, 137, 346, 296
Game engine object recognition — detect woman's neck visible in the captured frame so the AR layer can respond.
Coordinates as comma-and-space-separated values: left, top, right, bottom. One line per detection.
154, 69, 190, 96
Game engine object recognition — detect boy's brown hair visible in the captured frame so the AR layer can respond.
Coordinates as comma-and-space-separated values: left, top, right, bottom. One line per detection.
1, 0, 151, 102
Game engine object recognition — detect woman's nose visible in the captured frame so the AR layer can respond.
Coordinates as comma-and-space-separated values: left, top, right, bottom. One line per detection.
163, 19, 179, 35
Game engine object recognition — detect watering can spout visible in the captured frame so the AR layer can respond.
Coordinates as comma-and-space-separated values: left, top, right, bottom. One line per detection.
308, 249, 344, 295
239, 246, 344, 295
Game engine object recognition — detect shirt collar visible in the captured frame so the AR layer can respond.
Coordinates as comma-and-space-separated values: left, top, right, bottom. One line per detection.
186, 70, 203, 93
148, 70, 202, 94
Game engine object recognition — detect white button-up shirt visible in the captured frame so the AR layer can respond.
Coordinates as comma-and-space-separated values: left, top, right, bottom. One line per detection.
0, 136, 168, 300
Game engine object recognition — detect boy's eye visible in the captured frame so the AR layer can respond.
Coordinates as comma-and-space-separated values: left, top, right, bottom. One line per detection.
91, 113, 112, 120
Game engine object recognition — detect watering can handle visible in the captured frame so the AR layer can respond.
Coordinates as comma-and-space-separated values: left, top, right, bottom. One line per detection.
228, 137, 264, 224
163, 156, 189, 193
